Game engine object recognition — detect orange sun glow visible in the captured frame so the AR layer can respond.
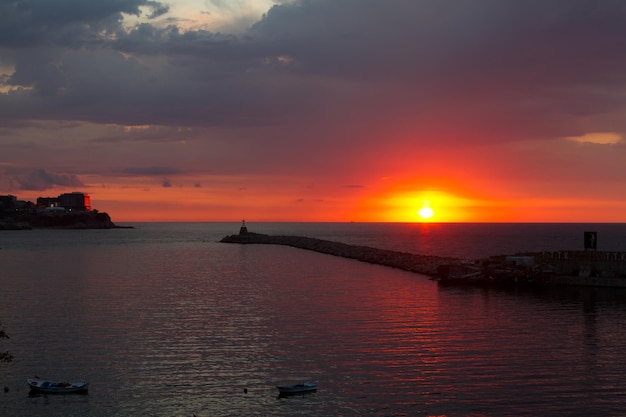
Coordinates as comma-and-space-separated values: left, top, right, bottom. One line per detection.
354, 185, 482, 222
417, 203, 435, 220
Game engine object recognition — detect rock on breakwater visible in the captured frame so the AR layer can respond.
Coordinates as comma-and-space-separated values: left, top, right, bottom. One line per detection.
220, 232, 460, 277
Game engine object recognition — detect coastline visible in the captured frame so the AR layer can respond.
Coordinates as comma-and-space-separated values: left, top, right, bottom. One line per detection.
0, 211, 129, 230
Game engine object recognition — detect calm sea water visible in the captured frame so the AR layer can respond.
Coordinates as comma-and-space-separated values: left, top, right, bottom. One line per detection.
1, 222, 626, 416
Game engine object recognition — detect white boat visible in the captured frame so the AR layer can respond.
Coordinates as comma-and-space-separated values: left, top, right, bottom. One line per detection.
27, 376, 89, 394
276, 382, 317, 394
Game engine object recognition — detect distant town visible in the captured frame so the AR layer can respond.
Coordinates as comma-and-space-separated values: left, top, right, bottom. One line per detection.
0, 192, 119, 230
1, 191, 92, 213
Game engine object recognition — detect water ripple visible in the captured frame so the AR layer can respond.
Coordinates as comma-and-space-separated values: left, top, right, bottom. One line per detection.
1, 225, 626, 416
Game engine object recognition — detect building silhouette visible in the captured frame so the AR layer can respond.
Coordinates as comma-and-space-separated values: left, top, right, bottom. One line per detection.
36, 192, 91, 211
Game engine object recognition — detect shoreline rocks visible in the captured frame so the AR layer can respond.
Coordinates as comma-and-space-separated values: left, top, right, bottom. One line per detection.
0, 211, 126, 230
0, 218, 32, 230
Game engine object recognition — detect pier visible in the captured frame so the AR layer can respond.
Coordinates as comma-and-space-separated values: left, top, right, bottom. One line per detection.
220, 231, 459, 277
221, 226, 626, 288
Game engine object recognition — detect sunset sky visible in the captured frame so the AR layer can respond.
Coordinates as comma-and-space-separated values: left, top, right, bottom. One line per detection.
2, 0, 626, 222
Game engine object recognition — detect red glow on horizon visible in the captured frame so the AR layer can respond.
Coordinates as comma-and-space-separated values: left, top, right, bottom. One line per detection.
17, 168, 626, 223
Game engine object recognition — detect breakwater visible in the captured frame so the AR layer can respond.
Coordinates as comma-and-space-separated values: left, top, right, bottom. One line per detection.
220, 229, 626, 288
220, 232, 459, 277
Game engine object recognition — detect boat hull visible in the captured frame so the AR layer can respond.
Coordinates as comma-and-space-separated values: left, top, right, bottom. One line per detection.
276, 383, 317, 395
27, 378, 89, 394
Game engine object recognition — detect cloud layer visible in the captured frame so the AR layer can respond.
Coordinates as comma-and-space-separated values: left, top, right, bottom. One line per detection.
2, 0, 626, 221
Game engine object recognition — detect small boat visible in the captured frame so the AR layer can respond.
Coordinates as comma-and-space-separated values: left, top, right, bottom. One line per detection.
27, 376, 89, 394
276, 382, 317, 395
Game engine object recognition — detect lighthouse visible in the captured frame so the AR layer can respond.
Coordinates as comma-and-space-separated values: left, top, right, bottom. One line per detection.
239, 220, 248, 235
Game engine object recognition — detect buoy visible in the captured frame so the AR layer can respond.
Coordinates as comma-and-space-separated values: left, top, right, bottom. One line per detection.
3, 386, 8, 393
243, 388, 248, 393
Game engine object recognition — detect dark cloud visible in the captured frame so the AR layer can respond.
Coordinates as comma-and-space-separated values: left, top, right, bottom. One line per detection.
0, 0, 625, 140
0, 0, 168, 48
3, 0, 626, 202
246, 0, 626, 140
122, 166, 182, 175
93, 125, 196, 143
145, 1, 169, 19
18, 169, 84, 191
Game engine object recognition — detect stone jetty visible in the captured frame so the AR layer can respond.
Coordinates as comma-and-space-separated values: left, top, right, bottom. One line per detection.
220, 228, 460, 277
220, 224, 626, 288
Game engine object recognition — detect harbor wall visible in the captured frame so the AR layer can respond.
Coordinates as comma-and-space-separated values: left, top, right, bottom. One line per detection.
220, 232, 457, 277
220, 231, 626, 288
536, 250, 626, 276
548, 275, 626, 287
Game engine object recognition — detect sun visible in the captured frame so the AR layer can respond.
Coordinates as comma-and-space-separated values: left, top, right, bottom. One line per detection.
417, 202, 435, 220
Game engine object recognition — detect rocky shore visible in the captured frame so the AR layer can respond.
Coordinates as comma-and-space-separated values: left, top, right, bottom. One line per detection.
0, 211, 123, 230
220, 231, 460, 277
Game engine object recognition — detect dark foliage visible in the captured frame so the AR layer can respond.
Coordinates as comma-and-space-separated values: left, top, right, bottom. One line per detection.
0, 326, 13, 363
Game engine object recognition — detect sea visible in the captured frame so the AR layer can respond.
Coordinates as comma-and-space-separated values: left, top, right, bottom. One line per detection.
1, 222, 626, 417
